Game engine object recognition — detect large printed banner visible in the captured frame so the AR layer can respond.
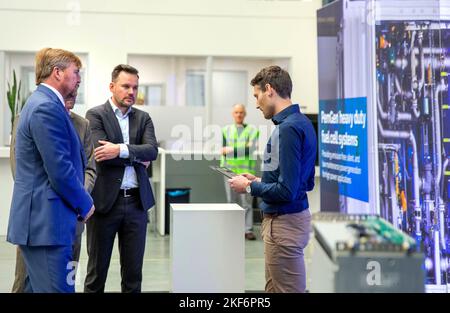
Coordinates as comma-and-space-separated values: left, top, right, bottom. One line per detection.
375, 20, 450, 286
319, 97, 368, 212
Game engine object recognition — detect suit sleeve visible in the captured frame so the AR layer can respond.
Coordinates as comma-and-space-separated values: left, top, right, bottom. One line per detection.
30, 104, 93, 218
127, 113, 158, 162
10, 115, 19, 180
85, 108, 135, 167
83, 119, 97, 194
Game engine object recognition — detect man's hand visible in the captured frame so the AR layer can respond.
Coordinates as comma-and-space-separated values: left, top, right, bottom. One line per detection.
228, 175, 251, 194
94, 140, 120, 162
241, 173, 261, 182
221, 146, 234, 155
140, 161, 150, 168
83, 204, 95, 223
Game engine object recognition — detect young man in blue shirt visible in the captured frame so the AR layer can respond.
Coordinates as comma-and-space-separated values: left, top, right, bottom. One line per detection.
229, 65, 317, 293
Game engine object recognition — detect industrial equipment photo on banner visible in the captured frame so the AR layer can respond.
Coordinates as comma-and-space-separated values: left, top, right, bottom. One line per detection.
376, 18, 450, 287
317, 0, 450, 291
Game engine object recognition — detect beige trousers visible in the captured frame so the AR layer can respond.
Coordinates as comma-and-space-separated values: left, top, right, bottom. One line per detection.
261, 209, 312, 293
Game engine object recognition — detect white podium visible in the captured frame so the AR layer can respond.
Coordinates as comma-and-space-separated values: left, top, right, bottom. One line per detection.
170, 203, 245, 293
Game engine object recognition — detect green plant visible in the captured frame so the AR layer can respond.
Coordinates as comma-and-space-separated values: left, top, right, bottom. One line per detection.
6, 70, 26, 133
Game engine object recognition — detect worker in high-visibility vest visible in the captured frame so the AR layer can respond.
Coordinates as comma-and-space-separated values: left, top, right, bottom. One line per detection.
221, 104, 259, 240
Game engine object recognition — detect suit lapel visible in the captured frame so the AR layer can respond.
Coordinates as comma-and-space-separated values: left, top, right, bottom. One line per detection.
104, 102, 124, 143
129, 108, 137, 144
70, 112, 87, 170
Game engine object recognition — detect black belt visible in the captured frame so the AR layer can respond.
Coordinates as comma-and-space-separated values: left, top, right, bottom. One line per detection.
119, 188, 139, 198
262, 208, 308, 219
262, 212, 286, 219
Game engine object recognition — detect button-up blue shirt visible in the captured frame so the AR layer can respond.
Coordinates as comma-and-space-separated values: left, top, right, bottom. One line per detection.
250, 104, 317, 214
109, 99, 139, 189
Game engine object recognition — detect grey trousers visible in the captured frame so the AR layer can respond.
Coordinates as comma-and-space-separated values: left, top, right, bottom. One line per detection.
261, 209, 312, 293
224, 177, 254, 233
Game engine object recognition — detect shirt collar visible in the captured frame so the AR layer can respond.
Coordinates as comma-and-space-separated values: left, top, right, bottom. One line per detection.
109, 98, 132, 118
271, 104, 299, 125
40, 83, 65, 108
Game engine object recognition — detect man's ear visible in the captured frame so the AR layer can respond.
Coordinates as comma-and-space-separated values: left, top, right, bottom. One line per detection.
53, 67, 62, 82
265, 84, 273, 97
109, 82, 115, 92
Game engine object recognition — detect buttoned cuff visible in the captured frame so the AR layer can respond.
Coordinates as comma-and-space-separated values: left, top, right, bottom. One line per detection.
119, 144, 129, 158
250, 181, 262, 197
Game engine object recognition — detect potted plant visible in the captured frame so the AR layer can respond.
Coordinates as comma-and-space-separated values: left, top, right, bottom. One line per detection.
7, 70, 26, 138
6, 70, 27, 146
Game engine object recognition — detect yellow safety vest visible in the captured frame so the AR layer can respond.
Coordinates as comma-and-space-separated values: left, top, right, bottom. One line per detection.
220, 124, 259, 175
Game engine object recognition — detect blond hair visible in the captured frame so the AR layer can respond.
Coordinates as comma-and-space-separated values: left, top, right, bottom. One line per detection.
35, 48, 82, 85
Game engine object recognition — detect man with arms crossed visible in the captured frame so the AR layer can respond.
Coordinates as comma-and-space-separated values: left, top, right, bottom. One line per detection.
84, 64, 158, 293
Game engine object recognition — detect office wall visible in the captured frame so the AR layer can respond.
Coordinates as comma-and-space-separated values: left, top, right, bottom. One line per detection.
0, 0, 321, 142
128, 55, 288, 144
127, 55, 207, 145
0, 0, 322, 235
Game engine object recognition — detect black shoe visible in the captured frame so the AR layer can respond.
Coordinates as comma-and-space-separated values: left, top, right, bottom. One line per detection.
245, 232, 256, 240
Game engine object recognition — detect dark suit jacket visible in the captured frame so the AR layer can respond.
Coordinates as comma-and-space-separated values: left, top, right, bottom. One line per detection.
70, 112, 97, 237
70, 112, 96, 194
86, 101, 158, 214
7, 85, 93, 246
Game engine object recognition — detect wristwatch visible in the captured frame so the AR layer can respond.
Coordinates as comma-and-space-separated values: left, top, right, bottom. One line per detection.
245, 182, 252, 194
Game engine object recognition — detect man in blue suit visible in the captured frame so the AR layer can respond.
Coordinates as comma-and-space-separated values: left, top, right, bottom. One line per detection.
7, 48, 95, 293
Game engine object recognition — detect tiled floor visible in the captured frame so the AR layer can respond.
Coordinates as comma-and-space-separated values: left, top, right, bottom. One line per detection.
0, 226, 265, 293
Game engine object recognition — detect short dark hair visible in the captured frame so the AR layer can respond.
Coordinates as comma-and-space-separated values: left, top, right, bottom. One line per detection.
250, 66, 292, 99
111, 64, 139, 82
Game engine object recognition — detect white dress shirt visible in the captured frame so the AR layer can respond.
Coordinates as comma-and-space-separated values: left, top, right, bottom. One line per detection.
41, 83, 65, 108
109, 99, 139, 189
